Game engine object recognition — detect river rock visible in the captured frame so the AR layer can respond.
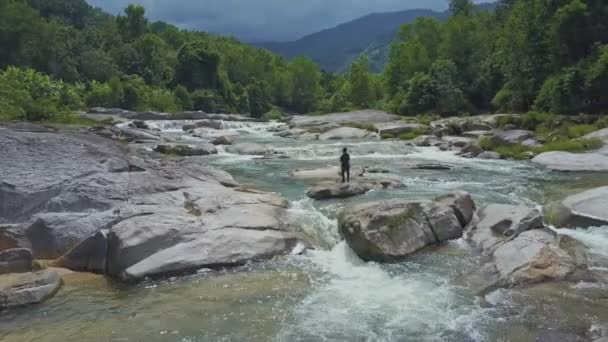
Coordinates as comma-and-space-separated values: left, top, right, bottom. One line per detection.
125, 111, 171, 121
338, 191, 474, 262
557, 187, 608, 228
463, 131, 492, 139
478, 151, 502, 160
583, 128, 608, 144
412, 135, 443, 147
289, 167, 340, 180
290, 110, 400, 128
0, 248, 33, 274
211, 136, 233, 145
182, 119, 223, 131
413, 163, 452, 170
466, 204, 588, 293
307, 178, 405, 200
374, 122, 427, 135
111, 126, 161, 142
319, 127, 372, 140
0, 269, 62, 308
532, 151, 608, 172
458, 142, 484, 158
225, 142, 268, 155
442, 136, 475, 148
467, 204, 545, 254
490, 130, 535, 146
155, 143, 218, 156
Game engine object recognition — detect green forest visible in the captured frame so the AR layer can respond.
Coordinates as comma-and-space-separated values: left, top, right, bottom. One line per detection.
1, 0, 607, 123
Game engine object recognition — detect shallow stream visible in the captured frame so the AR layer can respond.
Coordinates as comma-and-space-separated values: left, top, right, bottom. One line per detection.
1, 121, 607, 342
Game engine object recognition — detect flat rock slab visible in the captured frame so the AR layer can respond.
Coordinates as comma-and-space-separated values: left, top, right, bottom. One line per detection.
559, 186, 608, 228
290, 110, 400, 128
307, 179, 405, 200
0, 270, 62, 308
289, 167, 340, 180
319, 127, 372, 140
532, 151, 608, 172
374, 122, 427, 135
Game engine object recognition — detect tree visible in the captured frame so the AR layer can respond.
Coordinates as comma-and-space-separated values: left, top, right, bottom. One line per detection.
347, 56, 375, 108
449, 0, 474, 17
175, 40, 221, 91
289, 57, 322, 113
247, 81, 271, 118
116, 5, 148, 42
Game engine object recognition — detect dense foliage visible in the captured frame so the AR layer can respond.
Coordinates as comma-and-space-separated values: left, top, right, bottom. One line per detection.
0, 0, 607, 122
0, 0, 325, 120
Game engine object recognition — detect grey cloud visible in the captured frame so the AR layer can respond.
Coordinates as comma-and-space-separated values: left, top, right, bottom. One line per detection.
86, 0, 487, 41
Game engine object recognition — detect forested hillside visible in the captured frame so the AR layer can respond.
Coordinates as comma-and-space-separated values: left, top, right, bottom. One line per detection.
0, 0, 607, 123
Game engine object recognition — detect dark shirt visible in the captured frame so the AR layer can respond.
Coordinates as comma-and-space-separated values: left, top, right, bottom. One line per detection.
340, 153, 350, 168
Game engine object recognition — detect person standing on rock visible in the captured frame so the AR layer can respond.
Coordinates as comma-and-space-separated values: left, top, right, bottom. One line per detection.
340, 148, 351, 183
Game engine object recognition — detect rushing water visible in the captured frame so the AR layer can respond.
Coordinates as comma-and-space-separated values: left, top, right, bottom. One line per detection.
2, 120, 608, 342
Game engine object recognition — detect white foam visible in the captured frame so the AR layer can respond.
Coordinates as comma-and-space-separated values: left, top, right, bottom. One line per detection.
559, 226, 608, 259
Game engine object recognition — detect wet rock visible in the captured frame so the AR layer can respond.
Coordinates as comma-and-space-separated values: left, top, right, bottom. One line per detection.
130, 120, 150, 129
55, 230, 109, 273
111, 126, 161, 142
211, 136, 233, 145
182, 119, 223, 131
319, 127, 372, 140
0, 248, 33, 274
338, 191, 474, 262
125, 111, 170, 121
225, 142, 268, 155
467, 204, 544, 254
478, 151, 501, 160
276, 128, 308, 138
155, 143, 218, 156
490, 130, 535, 146
442, 136, 475, 148
306, 179, 405, 200
480, 229, 588, 293
557, 187, 608, 228
413, 163, 453, 170
374, 122, 427, 135
289, 167, 340, 180
0, 270, 62, 308
412, 135, 443, 147
532, 151, 608, 172
458, 142, 483, 158
466, 204, 588, 293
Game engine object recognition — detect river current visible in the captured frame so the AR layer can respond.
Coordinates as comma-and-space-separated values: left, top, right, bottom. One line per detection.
1, 120, 607, 342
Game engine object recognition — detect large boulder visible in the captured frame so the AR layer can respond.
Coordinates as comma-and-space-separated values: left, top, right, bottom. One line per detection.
0, 270, 62, 308
584, 128, 608, 144
374, 122, 427, 135
490, 130, 535, 146
466, 204, 587, 293
0, 248, 33, 274
154, 143, 218, 156
307, 178, 405, 200
458, 142, 483, 158
467, 204, 545, 254
225, 142, 268, 155
211, 136, 234, 146
412, 135, 443, 147
532, 151, 608, 172
556, 187, 608, 228
442, 136, 475, 148
319, 127, 372, 140
110, 126, 161, 142
338, 191, 475, 261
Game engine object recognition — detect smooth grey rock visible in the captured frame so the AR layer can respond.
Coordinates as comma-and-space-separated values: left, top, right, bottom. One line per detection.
558, 187, 608, 228
374, 122, 427, 135
319, 127, 371, 140
478, 151, 501, 160
290, 110, 399, 128
0, 248, 33, 274
584, 128, 608, 144
55, 230, 109, 273
0, 270, 62, 308
442, 136, 475, 148
125, 111, 171, 121
412, 135, 443, 147
111, 126, 161, 142
306, 178, 405, 200
458, 142, 483, 157
462, 130, 492, 139
532, 151, 608, 172
338, 192, 474, 262
289, 167, 340, 180
182, 119, 223, 131
211, 136, 234, 145
521, 138, 542, 148
467, 204, 544, 254
490, 130, 535, 146
225, 143, 268, 155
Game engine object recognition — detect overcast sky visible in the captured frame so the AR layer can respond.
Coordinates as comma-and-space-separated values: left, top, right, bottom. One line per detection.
86, 0, 489, 42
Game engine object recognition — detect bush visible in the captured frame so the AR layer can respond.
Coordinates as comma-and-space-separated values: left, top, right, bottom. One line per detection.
262, 106, 283, 121
564, 124, 597, 139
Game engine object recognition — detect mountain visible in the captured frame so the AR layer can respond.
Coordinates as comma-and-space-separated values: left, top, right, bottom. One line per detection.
256, 3, 496, 73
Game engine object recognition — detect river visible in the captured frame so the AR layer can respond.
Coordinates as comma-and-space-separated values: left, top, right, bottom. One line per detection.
1, 120, 607, 342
